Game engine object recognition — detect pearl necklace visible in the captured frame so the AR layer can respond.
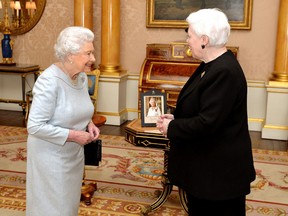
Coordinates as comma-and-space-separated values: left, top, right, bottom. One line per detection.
61, 62, 78, 86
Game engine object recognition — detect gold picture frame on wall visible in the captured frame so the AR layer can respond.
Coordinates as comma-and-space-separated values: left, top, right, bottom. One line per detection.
146, 0, 253, 30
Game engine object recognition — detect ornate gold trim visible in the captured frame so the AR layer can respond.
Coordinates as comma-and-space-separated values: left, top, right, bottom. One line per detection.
263, 124, 288, 130
267, 81, 288, 88
248, 118, 264, 123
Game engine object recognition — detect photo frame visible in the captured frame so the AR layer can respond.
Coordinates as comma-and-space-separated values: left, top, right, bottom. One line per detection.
147, 0, 253, 30
141, 90, 167, 127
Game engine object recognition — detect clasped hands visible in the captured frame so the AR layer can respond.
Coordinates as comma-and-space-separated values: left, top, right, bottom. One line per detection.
156, 114, 174, 137
67, 121, 100, 146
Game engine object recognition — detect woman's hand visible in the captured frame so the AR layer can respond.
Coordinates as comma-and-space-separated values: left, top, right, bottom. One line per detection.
156, 114, 174, 136
67, 121, 100, 146
161, 114, 174, 120
67, 130, 95, 146
87, 121, 100, 141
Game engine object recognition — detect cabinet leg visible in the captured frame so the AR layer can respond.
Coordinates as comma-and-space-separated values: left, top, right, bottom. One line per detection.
141, 174, 173, 215
178, 187, 188, 214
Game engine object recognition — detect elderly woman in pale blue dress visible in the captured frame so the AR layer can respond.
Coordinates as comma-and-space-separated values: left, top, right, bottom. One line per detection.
26, 26, 100, 216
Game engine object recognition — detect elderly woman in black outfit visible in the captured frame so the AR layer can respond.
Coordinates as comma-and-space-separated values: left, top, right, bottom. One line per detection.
157, 8, 256, 216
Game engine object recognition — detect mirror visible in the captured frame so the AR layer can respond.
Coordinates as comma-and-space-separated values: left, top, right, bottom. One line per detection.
0, 0, 46, 35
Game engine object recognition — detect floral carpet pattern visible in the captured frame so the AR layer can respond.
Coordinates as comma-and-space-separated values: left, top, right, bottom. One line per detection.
0, 126, 27, 145
0, 126, 287, 215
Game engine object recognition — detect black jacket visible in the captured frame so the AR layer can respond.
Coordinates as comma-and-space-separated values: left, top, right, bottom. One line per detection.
167, 50, 256, 200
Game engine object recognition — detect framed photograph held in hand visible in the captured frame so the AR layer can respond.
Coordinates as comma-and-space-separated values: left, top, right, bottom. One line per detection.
141, 89, 167, 127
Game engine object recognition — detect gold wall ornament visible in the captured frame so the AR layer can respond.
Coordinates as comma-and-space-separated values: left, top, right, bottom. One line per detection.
0, 0, 46, 36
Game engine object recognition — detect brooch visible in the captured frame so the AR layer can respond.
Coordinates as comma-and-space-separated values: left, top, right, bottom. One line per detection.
201, 71, 206, 78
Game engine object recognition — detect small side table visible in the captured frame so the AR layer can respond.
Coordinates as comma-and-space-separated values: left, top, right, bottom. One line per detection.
0, 64, 40, 114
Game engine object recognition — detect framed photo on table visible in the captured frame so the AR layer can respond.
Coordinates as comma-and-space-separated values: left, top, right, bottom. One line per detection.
147, 0, 253, 30
141, 90, 167, 127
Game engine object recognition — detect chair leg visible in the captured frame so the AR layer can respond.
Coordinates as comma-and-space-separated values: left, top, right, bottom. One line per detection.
25, 95, 30, 121
80, 169, 97, 205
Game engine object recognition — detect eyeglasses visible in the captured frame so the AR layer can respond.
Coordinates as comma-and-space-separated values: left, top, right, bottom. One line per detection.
77, 51, 95, 59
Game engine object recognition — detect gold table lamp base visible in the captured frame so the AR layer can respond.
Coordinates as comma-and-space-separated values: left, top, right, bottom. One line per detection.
0, 58, 16, 66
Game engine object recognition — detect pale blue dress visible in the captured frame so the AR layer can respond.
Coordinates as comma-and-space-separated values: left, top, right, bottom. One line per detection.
26, 64, 94, 216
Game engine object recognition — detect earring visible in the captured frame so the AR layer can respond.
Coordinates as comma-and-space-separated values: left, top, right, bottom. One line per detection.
201, 45, 205, 49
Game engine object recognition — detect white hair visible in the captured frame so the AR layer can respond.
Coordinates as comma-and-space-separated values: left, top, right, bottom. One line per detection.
149, 97, 158, 106
186, 8, 230, 47
54, 26, 94, 61
149, 97, 156, 103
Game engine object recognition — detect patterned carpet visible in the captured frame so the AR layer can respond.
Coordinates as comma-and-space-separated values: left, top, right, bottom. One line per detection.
0, 126, 287, 216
